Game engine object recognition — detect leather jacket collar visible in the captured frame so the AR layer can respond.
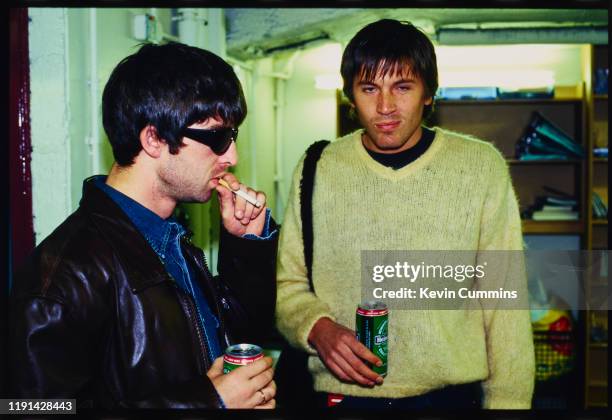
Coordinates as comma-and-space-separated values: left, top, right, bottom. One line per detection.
80, 176, 174, 293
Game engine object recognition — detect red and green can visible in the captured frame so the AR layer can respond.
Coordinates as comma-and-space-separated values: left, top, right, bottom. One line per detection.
356, 301, 388, 377
223, 344, 264, 374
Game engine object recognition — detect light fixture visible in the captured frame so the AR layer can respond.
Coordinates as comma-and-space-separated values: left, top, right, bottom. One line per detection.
440, 70, 555, 91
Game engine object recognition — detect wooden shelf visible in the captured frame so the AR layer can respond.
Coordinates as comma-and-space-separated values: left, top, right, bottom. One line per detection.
521, 220, 584, 234
585, 44, 608, 411
507, 158, 583, 165
437, 98, 581, 105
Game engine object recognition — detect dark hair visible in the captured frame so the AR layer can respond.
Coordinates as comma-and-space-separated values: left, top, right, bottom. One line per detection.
341, 19, 438, 119
102, 42, 246, 166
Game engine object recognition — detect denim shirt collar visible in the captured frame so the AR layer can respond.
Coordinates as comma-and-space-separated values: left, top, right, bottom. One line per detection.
91, 175, 185, 259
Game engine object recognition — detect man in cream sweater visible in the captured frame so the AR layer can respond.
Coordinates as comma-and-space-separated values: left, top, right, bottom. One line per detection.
276, 19, 535, 409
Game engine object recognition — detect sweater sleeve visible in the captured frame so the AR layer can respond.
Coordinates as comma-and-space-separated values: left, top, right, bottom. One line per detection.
275, 155, 336, 353
478, 150, 535, 409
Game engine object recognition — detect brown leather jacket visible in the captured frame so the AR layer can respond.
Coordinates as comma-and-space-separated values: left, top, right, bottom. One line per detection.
9, 178, 278, 408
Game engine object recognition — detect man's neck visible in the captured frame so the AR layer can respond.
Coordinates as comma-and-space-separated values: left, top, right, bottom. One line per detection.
363, 127, 435, 170
105, 162, 176, 219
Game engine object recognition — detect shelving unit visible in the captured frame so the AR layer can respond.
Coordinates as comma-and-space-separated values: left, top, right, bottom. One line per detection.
583, 43, 608, 409
431, 90, 595, 409
431, 98, 586, 246
521, 220, 584, 234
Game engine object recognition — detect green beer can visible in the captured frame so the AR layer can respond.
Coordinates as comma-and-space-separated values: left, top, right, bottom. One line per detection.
356, 301, 388, 377
223, 344, 264, 374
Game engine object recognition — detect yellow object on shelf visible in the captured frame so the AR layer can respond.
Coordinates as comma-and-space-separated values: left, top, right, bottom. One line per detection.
532, 309, 575, 382
554, 84, 583, 99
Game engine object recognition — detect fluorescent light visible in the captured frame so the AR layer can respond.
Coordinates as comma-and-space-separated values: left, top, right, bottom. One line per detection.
440, 70, 555, 90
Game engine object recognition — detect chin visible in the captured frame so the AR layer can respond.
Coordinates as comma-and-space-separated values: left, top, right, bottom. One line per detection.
182, 190, 212, 204
200, 190, 213, 203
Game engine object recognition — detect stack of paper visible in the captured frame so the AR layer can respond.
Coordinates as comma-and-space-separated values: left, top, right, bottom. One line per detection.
522, 187, 579, 221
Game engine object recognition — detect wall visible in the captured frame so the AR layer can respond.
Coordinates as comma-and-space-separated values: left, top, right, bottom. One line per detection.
435, 44, 584, 88
29, 7, 173, 244
27, 8, 592, 241
262, 42, 586, 223
274, 42, 341, 221
29, 9, 72, 245
241, 58, 278, 218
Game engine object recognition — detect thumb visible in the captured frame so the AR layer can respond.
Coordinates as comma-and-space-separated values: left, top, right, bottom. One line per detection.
215, 185, 235, 215
207, 356, 225, 379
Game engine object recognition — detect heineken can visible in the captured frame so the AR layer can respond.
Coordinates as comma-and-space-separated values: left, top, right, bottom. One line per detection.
223, 344, 264, 374
356, 301, 388, 376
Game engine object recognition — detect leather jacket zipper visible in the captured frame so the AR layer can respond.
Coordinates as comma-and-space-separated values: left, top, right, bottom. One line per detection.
153, 249, 212, 373
168, 244, 224, 409
177, 292, 223, 408
182, 237, 229, 347
177, 288, 211, 372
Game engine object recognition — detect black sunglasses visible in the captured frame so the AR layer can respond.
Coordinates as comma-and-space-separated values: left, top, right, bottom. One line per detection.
182, 127, 238, 155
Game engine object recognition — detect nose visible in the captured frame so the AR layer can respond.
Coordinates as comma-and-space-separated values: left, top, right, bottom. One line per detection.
376, 90, 396, 115
220, 140, 238, 167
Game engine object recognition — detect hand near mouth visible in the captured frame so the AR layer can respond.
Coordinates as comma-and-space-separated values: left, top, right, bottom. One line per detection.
215, 173, 267, 237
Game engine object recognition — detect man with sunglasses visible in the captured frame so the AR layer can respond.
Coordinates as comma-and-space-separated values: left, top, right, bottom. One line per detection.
10, 42, 278, 409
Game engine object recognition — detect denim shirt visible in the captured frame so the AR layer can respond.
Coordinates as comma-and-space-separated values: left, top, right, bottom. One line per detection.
93, 176, 277, 366
93, 175, 278, 408
93, 176, 224, 363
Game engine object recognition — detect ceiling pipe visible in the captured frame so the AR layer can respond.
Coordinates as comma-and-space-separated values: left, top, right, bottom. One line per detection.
436, 26, 608, 45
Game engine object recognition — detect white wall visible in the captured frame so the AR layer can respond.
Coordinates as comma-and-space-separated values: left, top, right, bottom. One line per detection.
28, 9, 589, 243
241, 59, 278, 218
29, 9, 72, 244
275, 43, 341, 221
258, 41, 587, 223
435, 44, 585, 88
28, 8, 174, 244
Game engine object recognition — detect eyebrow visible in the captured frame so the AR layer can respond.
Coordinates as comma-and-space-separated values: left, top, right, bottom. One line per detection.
193, 120, 227, 130
357, 78, 417, 86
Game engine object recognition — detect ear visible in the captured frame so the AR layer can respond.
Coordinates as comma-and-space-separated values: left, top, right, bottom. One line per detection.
424, 96, 433, 106
139, 125, 165, 159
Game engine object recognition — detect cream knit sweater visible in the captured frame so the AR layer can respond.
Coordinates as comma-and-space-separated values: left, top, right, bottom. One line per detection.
276, 127, 535, 408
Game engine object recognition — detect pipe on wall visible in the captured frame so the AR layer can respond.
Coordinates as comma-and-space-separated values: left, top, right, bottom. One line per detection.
89, 9, 101, 175
258, 51, 300, 221
437, 27, 608, 45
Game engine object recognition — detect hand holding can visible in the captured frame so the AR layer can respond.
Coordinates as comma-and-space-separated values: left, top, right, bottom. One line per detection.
223, 343, 264, 374
356, 301, 388, 377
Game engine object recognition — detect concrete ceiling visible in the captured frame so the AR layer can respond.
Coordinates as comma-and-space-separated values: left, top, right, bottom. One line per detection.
225, 8, 608, 60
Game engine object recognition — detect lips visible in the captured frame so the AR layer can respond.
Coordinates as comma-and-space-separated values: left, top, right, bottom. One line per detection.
210, 173, 225, 185
374, 121, 400, 132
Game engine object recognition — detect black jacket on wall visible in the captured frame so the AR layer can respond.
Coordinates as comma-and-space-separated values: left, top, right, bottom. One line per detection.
9, 178, 278, 408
